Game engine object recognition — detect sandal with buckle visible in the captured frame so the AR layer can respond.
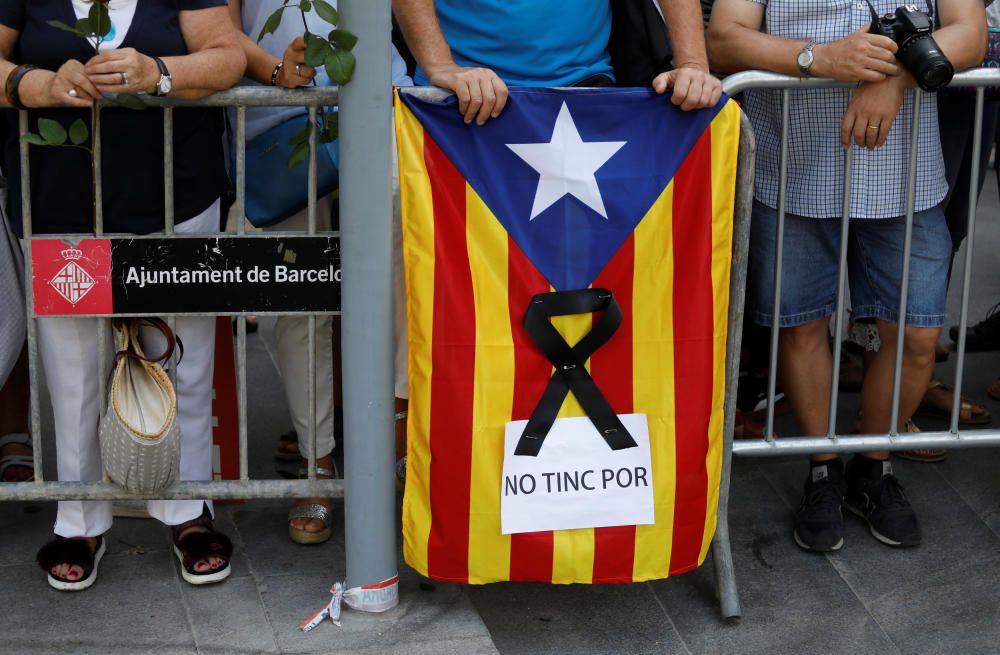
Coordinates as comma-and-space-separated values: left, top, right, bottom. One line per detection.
171, 507, 233, 585
915, 379, 991, 426
288, 466, 336, 545
0, 433, 34, 482
37, 535, 106, 591
899, 420, 948, 463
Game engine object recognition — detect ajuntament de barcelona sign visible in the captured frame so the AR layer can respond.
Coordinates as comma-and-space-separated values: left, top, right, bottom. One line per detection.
31, 236, 341, 315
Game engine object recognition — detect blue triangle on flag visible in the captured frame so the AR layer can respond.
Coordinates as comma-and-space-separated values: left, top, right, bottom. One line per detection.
400, 87, 725, 291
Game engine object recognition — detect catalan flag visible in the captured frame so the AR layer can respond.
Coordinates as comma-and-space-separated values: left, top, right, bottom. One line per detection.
396, 87, 740, 584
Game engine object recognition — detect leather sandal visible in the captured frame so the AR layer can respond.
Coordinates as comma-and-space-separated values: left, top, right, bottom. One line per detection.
171, 507, 233, 585
37, 535, 106, 591
288, 466, 336, 545
0, 433, 34, 482
900, 420, 948, 463
915, 379, 991, 426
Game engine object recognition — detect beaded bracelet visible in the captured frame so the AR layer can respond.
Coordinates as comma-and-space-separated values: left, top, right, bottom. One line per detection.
5, 64, 38, 110
270, 61, 284, 87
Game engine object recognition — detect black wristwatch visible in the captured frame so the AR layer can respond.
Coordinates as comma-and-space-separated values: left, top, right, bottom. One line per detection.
152, 56, 172, 97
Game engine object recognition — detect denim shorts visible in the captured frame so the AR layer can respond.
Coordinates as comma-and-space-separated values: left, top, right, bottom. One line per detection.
748, 200, 952, 328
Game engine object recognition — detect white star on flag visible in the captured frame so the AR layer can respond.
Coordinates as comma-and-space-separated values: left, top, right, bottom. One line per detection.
506, 102, 626, 221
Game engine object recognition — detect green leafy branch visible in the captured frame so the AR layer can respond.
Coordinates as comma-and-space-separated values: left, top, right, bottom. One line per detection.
21, 1, 144, 152
258, 0, 358, 168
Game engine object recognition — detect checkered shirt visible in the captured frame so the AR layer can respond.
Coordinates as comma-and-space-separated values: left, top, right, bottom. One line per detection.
743, 0, 948, 219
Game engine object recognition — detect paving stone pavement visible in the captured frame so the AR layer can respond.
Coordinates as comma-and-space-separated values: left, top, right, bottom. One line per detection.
4, 167, 1000, 655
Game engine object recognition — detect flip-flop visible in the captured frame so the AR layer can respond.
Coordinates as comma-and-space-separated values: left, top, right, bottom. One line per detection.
915, 379, 992, 426
37, 536, 106, 592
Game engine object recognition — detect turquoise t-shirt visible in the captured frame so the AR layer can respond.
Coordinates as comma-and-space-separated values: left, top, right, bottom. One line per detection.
414, 0, 613, 87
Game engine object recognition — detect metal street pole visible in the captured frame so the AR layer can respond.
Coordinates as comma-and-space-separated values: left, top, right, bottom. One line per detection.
338, 0, 397, 590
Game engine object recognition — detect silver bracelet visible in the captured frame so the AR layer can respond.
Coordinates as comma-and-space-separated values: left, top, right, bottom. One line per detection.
270, 61, 283, 87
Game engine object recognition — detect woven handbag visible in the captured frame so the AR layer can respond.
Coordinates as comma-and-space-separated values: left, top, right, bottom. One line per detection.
98, 319, 181, 493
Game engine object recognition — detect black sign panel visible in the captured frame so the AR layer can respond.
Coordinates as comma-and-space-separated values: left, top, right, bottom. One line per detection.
110, 237, 340, 313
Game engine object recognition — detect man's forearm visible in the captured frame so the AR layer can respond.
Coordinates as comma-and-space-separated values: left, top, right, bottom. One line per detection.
658, 0, 710, 69
392, 0, 455, 75
708, 25, 805, 75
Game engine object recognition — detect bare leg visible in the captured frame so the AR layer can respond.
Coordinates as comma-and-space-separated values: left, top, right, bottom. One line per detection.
777, 318, 836, 462
858, 321, 940, 449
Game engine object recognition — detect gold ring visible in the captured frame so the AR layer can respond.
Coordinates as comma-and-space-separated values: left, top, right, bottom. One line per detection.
867, 125, 879, 131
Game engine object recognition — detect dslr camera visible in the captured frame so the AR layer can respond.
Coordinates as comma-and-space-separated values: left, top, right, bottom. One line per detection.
866, 1, 954, 91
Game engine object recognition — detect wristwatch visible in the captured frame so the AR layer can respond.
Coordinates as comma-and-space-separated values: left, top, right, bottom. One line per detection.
152, 56, 172, 97
797, 41, 817, 77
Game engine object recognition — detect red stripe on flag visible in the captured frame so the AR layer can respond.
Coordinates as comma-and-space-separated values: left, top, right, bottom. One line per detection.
507, 236, 555, 582
668, 130, 715, 575
591, 235, 637, 583
425, 135, 475, 583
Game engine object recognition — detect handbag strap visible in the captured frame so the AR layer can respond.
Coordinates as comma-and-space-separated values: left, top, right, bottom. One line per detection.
113, 318, 183, 367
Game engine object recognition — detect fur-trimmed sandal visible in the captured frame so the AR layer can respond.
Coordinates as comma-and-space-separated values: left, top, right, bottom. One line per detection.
171, 510, 233, 586
37, 536, 106, 591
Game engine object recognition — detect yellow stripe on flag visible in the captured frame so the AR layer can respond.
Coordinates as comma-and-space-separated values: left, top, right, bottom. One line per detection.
699, 103, 741, 562
550, 312, 596, 583
465, 188, 514, 583
396, 99, 434, 576
631, 183, 678, 581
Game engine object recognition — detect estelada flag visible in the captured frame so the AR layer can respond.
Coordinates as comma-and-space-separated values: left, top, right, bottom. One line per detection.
396, 87, 740, 584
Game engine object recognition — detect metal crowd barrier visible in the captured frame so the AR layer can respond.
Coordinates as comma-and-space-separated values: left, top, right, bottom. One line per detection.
710, 68, 1000, 621
0, 0, 397, 592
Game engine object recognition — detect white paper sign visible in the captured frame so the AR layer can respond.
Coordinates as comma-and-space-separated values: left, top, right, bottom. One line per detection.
500, 414, 654, 535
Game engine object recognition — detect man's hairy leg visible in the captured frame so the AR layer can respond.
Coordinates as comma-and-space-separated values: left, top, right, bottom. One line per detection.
858, 321, 940, 454
778, 318, 837, 462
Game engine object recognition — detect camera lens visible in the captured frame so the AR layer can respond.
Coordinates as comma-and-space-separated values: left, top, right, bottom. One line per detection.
898, 36, 954, 92
919, 61, 955, 91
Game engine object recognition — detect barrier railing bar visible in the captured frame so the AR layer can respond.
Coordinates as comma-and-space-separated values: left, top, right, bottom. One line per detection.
721, 68, 1000, 96
0, 479, 343, 501
950, 87, 985, 435
827, 149, 852, 438
764, 89, 790, 443
711, 110, 756, 622
237, 315, 249, 482
19, 110, 43, 483
236, 107, 247, 234
308, 106, 318, 235
733, 429, 1000, 456
307, 106, 319, 480
888, 92, 922, 436
164, 106, 175, 233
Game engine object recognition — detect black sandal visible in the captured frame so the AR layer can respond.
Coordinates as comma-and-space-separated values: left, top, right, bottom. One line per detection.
37, 535, 106, 591
171, 508, 233, 586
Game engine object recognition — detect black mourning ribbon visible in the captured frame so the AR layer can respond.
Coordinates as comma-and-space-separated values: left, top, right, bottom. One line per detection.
516, 288, 638, 457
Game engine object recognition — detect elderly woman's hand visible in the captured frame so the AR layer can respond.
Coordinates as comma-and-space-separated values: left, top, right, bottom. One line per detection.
84, 48, 161, 95
276, 36, 316, 88
18, 60, 101, 108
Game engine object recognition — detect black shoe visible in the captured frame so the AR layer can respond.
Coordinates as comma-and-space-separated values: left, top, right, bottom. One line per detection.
949, 301, 1000, 351
845, 457, 921, 547
793, 460, 845, 552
